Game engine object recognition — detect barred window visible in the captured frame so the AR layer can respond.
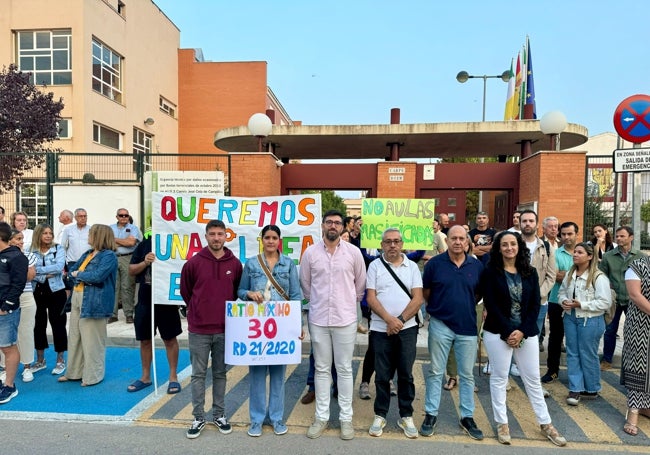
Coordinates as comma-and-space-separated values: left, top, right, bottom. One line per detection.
93, 123, 122, 150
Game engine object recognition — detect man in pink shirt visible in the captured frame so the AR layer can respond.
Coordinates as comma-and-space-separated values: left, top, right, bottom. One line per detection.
300, 210, 367, 440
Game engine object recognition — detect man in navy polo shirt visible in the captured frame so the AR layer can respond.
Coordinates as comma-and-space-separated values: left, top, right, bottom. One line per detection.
420, 225, 484, 441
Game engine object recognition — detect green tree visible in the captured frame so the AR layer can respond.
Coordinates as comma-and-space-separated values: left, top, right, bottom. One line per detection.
303, 190, 348, 214
0, 64, 64, 193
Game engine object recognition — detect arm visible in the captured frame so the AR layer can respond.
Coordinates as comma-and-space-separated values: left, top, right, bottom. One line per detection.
480, 269, 514, 341
128, 251, 154, 276
236, 261, 256, 301
577, 274, 612, 312
179, 262, 193, 304
75, 251, 117, 284
557, 273, 570, 304
35, 245, 66, 276
627, 279, 650, 316
353, 249, 367, 302
0, 254, 28, 312
366, 288, 403, 335
287, 261, 303, 301
298, 250, 312, 302
519, 271, 541, 338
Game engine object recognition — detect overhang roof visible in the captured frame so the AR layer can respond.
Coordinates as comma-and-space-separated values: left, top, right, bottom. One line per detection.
213, 120, 588, 160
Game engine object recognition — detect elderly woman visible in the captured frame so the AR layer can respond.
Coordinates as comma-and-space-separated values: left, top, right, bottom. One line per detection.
480, 231, 566, 446
621, 255, 650, 436
30, 224, 68, 376
237, 225, 303, 437
58, 224, 117, 387
559, 241, 611, 407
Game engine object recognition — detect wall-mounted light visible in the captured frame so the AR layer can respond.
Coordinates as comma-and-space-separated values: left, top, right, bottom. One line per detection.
540, 111, 567, 151
144, 117, 155, 126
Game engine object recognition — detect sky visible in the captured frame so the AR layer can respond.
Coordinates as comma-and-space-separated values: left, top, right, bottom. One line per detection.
153, 0, 650, 137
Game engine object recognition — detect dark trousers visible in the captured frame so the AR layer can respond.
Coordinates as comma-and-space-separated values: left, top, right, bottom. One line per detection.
372, 325, 418, 418
33, 281, 68, 352
361, 325, 375, 383
546, 302, 564, 374
602, 304, 627, 363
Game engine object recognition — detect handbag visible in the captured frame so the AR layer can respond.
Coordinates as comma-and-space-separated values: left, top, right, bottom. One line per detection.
379, 256, 421, 325
257, 255, 289, 300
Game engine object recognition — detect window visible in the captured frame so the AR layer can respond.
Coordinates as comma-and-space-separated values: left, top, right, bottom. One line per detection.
17, 29, 72, 85
93, 123, 122, 150
19, 181, 48, 227
159, 96, 176, 118
133, 127, 152, 171
57, 118, 71, 139
92, 39, 122, 102
448, 197, 457, 207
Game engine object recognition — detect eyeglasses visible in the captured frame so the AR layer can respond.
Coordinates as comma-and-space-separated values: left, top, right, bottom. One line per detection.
117, 214, 129, 218
324, 220, 343, 226
382, 239, 403, 245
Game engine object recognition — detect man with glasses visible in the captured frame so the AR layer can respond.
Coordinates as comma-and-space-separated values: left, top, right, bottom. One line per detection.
300, 210, 366, 440
110, 208, 141, 324
60, 208, 91, 273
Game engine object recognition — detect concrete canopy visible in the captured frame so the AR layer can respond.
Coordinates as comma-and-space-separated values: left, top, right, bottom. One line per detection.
214, 120, 588, 160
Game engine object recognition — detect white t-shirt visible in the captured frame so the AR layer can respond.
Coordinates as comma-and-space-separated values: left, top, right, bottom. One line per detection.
366, 253, 423, 333
526, 240, 538, 262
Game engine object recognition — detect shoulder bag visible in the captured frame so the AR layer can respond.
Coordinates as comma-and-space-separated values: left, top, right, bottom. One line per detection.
257, 254, 289, 301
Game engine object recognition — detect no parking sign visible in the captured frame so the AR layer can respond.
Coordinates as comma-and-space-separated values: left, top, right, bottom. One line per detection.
613, 94, 650, 144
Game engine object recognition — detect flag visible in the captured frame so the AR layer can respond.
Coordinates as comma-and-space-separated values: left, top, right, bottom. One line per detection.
512, 52, 523, 119
524, 36, 536, 119
503, 59, 516, 120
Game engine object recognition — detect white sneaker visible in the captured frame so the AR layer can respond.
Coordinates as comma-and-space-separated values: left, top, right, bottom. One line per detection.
51, 362, 66, 375
482, 363, 492, 375
510, 363, 520, 377
369, 415, 386, 437
397, 416, 419, 439
22, 368, 34, 383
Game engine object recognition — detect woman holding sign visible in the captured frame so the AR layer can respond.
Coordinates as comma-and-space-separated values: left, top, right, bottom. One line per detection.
238, 225, 303, 437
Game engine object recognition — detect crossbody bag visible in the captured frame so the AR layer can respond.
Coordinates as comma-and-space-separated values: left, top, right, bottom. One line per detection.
379, 256, 421, 325
257, 254, 289, 300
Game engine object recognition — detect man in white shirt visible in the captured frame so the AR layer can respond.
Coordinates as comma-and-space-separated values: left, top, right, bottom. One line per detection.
60, 208, 91, 268
54, 210, 74, 244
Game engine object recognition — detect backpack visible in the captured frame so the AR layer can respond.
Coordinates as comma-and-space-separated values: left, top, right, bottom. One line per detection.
594, 270, 616, 325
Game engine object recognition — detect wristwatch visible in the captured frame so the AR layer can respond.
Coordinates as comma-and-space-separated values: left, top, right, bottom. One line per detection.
397, 315, 405, 323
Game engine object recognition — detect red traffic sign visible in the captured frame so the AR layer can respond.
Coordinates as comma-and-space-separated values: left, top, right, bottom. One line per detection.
613, 94, 650, 143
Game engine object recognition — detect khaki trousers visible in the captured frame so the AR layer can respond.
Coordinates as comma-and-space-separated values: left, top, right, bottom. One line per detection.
67, 290, 107, 385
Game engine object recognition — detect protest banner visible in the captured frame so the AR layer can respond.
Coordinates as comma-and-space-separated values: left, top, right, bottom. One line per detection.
360, 198, 435, 250
225, 300, 302, 365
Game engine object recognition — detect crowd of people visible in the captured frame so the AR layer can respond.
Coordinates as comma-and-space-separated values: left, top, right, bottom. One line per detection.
0, 204, 647, 445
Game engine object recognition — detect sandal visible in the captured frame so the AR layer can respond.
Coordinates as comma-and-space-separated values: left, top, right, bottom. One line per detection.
443, 376, 457, 391
624, 408, 639, 436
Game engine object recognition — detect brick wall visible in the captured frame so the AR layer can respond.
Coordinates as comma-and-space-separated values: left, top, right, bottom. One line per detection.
230, 153, 281, 197
376, 162, 416, 198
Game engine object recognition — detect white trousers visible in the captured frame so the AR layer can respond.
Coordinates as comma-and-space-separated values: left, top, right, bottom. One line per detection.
309, 322, 357, 422
483, 331, 551, 425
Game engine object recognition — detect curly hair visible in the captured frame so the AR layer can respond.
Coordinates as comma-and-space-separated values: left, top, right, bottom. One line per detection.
488, 231, 533, 277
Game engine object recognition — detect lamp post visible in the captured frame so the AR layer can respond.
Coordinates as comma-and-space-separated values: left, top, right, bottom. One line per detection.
540, 111, 568, 150
456, 70, 511, 121
247, 113, 273, 153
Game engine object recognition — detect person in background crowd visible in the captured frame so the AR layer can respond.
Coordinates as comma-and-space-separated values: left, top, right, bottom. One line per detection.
59, 224, 117, 387
0, 206, 5, 223
599, 226, 644, 371
542, 216, 560, 250
55, 209, 74, 244
480, 231, 566, 446
469, 211, 497, 261
109, 208, 141, 324
507, 210, 522, 234
559, 242, 611, 406
238, 224, 303, 437
438, 213, 450, 235
10, 212, 33, 252
30, 224, 67, 377
591, 224, 615, 261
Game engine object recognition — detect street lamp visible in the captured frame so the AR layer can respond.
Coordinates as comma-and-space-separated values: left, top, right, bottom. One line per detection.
540, 111, 568, 151
247, 113, 273, 153
456, 70, 511, 121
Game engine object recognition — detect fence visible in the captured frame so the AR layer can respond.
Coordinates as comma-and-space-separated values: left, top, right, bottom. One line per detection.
584, 154, 650, 247
0, 152, 230, 228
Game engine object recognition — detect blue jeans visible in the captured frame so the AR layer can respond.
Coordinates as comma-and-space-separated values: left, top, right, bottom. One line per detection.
563, 310, 605, 393
602, 304, 626, 363
188, 332, 227, 420
424, 317, 477, 418
249, 364, 286, 425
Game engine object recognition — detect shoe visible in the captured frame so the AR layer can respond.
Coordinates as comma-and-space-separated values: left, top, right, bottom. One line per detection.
397, 416, 419, 439
539, 341, 545, 352
459, 417, 484, 440
30, 361, 46, 374
566, 391, 580, 406
126, 316, 134, 324
186, 418, 206, 439
359, 382, 371, 400
369, 415, 386, 437
307, 419, 328, 439
107, 317, 118, 324
212, 415, 232, 434
247, 422, 262, 437
482, 363, 492, 375
561, 344, 566, 353
0, 385, 18, 404
541, 423, 567, 446
580, 391, 599, 400
127, 379, 152, 393
52, 362, 66, 375
420, 414, 437, 437
541, 371, 558, 383
510, 363, 520, 377
600, 360, 612, 371
340, 420, 354, 440
389, 379, 397, 396
443, 376, 457, 391
301, 390, 315, 404
543, 387, 550, 398
273, 420, 288, 435
497, 423, 511, 445
22, 369, 33, 383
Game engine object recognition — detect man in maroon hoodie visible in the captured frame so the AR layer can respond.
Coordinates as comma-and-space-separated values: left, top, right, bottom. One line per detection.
180, 220, 242, 439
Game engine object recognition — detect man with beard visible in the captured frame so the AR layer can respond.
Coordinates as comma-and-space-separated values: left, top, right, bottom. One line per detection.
300, 210, 366, 440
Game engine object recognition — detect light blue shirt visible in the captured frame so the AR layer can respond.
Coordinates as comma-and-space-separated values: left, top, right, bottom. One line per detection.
110, 223, 142, 255
549, 246, 574, 304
